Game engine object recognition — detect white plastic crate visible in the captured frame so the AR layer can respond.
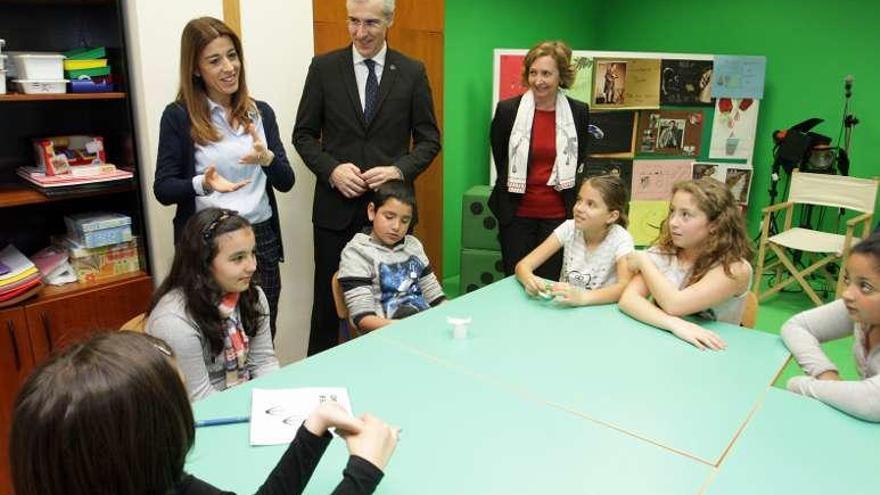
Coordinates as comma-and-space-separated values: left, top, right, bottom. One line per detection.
12, 53, 65, 80
14, 79, 68, 94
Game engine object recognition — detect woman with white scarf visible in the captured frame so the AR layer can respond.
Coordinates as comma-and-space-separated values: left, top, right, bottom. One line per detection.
488, 40, 591, 279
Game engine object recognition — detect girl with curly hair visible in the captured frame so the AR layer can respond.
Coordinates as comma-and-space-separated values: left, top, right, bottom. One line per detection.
619, 178, 753, 350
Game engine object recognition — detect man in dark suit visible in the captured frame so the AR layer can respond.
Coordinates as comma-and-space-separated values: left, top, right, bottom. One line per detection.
293, 0, 441, 355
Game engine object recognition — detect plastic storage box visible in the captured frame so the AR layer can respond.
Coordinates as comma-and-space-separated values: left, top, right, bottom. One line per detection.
69, 75, 114, 93
13, 79, 68, 94
12, 53, 65, 80
64, 212, 133, 248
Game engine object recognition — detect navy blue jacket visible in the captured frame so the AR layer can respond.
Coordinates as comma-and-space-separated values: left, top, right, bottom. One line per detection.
154, 100, 294, 258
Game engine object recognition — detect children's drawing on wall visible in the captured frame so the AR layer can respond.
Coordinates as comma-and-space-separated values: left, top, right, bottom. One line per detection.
709, 97, 760, 161
691, 162, 753, 205
583, 158, 633, 201
628, 200, 670, 245
692, 162, 720, 180
725, 167, 752, 204
711, 55, 766, 99
660, 59, 714, 106
594, 61, 626, 106
567, 56, 594, 104
588, 111, 636, 155
497, 53, 527, 101
637, 110, 703, 157
631, 159, 693, 201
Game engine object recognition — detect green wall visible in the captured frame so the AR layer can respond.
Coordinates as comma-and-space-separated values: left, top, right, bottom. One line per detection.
591, 0, 880, 236
443, 0, 601, 286
444, 0, 879, 285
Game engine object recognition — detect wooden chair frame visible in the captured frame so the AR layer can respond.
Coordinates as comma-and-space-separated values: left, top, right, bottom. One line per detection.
332, 272, 360, 342
753, 170, 878, 306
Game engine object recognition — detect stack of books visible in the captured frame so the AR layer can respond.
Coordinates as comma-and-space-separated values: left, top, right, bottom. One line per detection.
60, 212, 141, 283
16, 165, 133, 196
64, 46, 113, 93
0, 245, 43, 307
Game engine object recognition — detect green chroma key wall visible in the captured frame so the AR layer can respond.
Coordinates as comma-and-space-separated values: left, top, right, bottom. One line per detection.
443, 0, 880, 288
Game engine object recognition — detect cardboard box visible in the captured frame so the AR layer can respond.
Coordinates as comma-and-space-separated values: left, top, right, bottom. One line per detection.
33, 135, 106, 175
59, 236, 141, 283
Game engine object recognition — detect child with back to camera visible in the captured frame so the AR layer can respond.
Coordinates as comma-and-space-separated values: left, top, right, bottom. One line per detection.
10, 331, 399, 495
515, 174, 634, 306
619, 178, 753, 350
338, 180, 446, 332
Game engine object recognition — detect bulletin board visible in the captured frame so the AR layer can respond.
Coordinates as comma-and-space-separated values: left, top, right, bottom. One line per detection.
491, 49, 766, 245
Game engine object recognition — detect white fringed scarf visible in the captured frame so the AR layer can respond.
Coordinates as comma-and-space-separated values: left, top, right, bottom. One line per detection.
506, 90, 578, 194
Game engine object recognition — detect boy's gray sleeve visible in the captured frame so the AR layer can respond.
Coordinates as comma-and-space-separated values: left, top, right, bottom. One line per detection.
787, 373, 880, 422
781, 299, 853, 377
415, 239, 446, 305
338, 244, 380, 323
248, 288, 280, 378
147, 309, 217, 401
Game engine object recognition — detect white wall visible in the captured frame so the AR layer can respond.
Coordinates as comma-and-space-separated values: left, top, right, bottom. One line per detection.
239, 2, 315, 363
125, 0, 316, 363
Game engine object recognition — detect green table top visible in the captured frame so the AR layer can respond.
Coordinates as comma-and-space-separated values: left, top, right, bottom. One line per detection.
376, 277, 790, 464
705, 387, 880, 495
187, 332, 712, 494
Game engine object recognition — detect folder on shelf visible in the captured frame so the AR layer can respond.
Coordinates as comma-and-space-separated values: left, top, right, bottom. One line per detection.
0, 245, 38, 281
63, 59, 107, 71
16, 166, 133, 188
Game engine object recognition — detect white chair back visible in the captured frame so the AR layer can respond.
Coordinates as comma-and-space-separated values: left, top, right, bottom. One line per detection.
788, 169, 879, 213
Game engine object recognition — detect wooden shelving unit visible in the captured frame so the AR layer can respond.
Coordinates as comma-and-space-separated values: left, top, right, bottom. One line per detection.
34, 270, 150, 302
0, 1, 153, 487
0, 92, 126, 102
0, 182, 135, 207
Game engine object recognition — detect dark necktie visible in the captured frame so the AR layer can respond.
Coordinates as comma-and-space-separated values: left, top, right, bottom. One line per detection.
363, 58, 379, 122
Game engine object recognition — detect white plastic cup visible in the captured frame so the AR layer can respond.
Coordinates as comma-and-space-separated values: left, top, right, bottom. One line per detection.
447, 316, 472, 340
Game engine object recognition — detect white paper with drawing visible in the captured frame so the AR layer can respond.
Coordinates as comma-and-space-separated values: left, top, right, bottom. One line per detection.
250, 387, 353, 446
631, 159, 694, 201
709, 98, 759, 161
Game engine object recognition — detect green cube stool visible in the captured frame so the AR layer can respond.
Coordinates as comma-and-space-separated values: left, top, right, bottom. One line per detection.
461, 185, 500, 251
460, 248, 506, 294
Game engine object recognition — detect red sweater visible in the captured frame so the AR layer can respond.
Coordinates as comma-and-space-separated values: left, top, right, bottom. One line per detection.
516, 109, 566, 219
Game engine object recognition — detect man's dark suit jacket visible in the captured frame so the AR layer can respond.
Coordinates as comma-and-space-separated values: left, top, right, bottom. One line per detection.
293, 46, 441, 231
488, 94, 591, 226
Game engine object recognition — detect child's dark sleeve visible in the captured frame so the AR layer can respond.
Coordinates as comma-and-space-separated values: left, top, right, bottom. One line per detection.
253, 425, 385, 495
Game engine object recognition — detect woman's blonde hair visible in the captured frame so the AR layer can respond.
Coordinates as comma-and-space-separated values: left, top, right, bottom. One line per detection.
655, 177, 753, 285
177, 17, 254, 145
520, 40, 575, 89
